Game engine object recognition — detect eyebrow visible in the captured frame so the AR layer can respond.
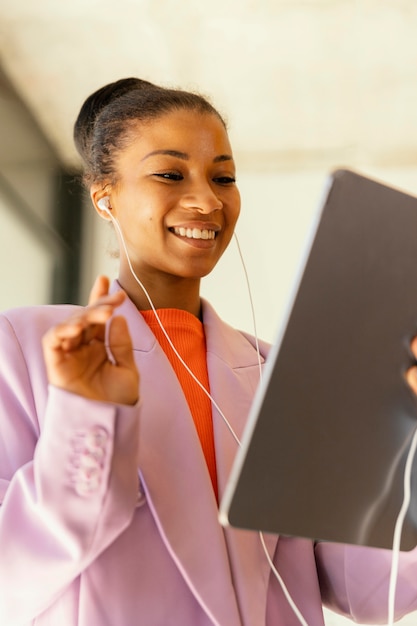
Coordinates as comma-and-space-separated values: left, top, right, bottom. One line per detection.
141, 149, 234, 163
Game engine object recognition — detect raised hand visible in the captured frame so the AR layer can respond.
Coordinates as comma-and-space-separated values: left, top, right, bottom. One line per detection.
407, 336, 417, 397
42, 276, 139, 405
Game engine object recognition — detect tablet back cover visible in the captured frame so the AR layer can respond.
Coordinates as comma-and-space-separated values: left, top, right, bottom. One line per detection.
220, 169, 417, 550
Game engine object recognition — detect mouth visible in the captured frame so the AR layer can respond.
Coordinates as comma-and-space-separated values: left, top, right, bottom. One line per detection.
169, 226, 217, 240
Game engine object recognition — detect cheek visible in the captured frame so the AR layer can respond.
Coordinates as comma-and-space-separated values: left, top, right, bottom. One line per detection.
232, 188, 241, 218
123, 207, 156, 238
234, 204, 241, 224
228, 196, 241, 228
222, 207, 240, 249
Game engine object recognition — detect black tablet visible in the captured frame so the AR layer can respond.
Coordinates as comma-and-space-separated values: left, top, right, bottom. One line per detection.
219, 169, 417, 550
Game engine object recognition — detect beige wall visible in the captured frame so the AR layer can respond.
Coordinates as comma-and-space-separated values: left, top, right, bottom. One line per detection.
0, 79, 58, 309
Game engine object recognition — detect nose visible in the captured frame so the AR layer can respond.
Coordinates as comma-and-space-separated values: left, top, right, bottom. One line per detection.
180, 180, 223, 214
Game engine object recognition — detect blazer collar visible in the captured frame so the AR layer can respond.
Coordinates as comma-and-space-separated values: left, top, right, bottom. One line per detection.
110, 282, 278, 626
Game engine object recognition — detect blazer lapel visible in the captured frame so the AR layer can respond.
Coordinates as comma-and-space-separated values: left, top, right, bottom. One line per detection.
202, 300, 279, 626
111, 284, 279, 626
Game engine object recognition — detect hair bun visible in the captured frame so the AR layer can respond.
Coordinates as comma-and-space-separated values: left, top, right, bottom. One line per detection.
74, 77, 156, 160
73, 76, 225, 188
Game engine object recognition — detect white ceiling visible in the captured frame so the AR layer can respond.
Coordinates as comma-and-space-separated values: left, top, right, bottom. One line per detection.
1, 0, 417, 175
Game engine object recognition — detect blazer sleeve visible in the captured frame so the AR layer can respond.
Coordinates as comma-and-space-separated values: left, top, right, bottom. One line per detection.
0, 312, 141, 625
315, 540, 417, 623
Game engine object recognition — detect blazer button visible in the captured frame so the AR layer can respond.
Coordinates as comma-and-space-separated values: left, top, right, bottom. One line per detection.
75, 472, 101, 496
70, 426, 109, 497
84, 426, 109, 450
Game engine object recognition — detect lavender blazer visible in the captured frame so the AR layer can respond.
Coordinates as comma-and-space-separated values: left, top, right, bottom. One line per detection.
1, 284, 417, 625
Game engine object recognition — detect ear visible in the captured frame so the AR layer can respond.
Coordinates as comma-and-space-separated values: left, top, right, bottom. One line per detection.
91, 185, 113, 221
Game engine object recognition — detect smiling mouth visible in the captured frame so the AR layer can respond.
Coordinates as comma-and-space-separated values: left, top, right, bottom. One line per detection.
170, 227, 217, 240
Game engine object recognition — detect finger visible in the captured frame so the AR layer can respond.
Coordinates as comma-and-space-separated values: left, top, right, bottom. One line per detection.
410, 336, 417, 360
107, 316, 137, 368
88, 275, 110, 305
406, 366, 417, 396
62, 291, 126, 335
44, 308, 111, 353
44, 323, 87, 353
56, 307, 113, 337
88, 287, 126, 311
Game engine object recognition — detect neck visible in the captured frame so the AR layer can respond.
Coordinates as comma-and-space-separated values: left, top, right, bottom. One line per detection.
118, 269, 202, 318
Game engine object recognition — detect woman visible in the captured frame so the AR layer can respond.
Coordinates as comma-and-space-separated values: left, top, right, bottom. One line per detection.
1, 77, 417, 625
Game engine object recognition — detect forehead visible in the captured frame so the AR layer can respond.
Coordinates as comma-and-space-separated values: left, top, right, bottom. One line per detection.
123, 109, 232, 157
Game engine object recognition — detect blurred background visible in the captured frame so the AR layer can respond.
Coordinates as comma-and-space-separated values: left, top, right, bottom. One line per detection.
1, 2, 417, 623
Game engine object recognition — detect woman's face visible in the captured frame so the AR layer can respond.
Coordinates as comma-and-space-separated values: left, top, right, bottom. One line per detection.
102, 109, 241, 286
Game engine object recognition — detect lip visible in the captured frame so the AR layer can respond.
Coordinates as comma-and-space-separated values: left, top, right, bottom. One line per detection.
168, 221, 221, 233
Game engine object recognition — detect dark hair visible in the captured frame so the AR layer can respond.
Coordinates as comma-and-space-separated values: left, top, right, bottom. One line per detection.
73, 77, 226, 187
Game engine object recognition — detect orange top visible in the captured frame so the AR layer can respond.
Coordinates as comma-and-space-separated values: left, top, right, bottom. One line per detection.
140, 308, 218, 500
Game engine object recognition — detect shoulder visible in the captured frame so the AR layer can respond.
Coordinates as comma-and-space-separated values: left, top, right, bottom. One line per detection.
0, 304, 82, 344
0, 305, 83, 425
201, 299, 271, 366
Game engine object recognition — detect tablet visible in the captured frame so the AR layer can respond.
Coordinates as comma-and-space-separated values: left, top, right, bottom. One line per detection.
219, 169, 417, 550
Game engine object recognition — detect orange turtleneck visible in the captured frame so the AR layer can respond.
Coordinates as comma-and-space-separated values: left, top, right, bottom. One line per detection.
140, 308, 218, 500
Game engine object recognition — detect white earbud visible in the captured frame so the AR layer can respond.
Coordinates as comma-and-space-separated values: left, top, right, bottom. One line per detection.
98, 196, 112, 217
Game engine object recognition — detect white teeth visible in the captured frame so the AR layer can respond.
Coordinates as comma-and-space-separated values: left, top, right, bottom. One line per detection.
174, 227, 216, 240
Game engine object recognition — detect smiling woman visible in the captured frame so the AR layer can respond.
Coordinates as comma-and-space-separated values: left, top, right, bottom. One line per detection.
2, 76, 417, 626
88, 106, 240, 315
74, 78, 240, 316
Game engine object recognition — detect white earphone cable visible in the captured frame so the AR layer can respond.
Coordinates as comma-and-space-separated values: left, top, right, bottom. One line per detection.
234, 231, 308, 626
233, 233, 263, 377
110, 214, 309, 625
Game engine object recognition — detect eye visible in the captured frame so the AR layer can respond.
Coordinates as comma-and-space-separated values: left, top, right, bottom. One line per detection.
213, 176, 236, 185
154, 172, 183, 181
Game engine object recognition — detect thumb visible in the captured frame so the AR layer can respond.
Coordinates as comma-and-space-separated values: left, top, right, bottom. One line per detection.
88, 275, 110, 305
107, 316, 136, 369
